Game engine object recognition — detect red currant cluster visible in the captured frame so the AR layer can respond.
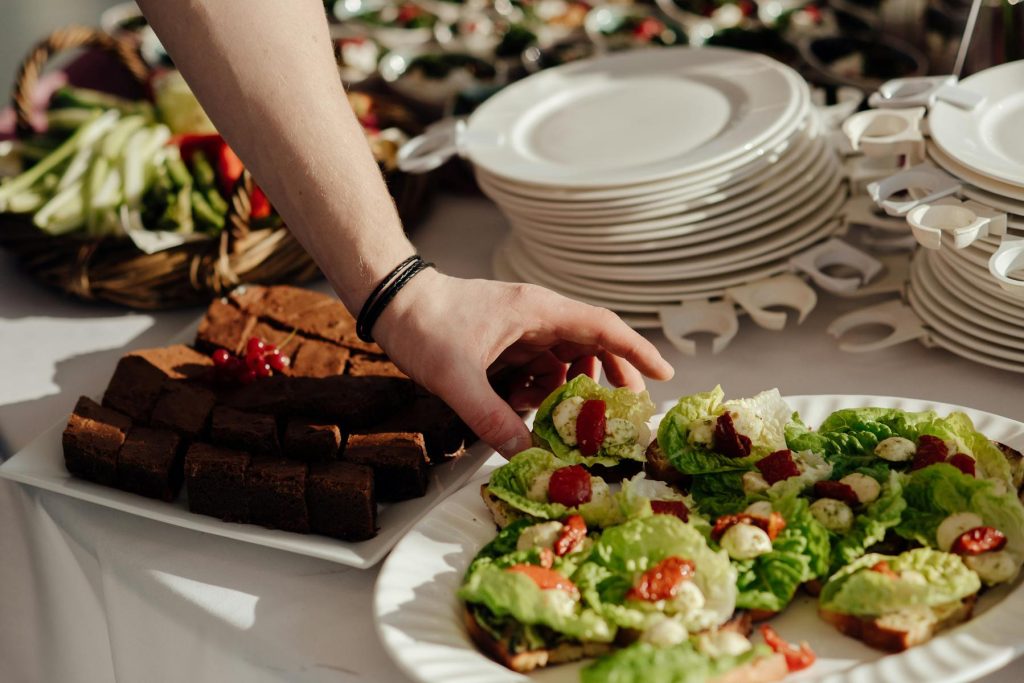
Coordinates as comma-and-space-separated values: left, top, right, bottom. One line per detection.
211, 336, 289, 385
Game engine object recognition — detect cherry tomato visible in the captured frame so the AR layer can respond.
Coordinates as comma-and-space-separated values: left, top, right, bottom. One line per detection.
713, 412, 752, 458
951, 526, 1007, 556
756, 449, 800, 484
813, 480, 860, 507
547, 465, 593, 507
576, 399, 607, 456
650, 500, 689, 522
911, 435, 949, 471
870, 560, 898, 578
760, 625, 816, 672
626, 556, 695, 602
712, 512, 787, 543
947, 453, 976, 477
632, 17, 665, 41
554, 515, 587, 557
506, 564, 577, 594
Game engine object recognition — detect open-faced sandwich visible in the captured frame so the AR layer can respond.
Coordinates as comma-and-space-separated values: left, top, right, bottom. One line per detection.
463, 382, 1024, 681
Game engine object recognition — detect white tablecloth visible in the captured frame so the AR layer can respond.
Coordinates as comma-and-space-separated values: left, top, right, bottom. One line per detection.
1, 196, 1021, 682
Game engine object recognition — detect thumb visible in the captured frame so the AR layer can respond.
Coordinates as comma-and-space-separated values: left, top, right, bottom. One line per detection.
441, 367, 532, 459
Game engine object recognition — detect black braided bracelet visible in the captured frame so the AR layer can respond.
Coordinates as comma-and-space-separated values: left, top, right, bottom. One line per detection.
356, 255, 435, 343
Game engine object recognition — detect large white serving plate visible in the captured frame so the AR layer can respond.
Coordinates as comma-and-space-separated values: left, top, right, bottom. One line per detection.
466, 47, 805, 188
0, 319, 493, 569
375, 395, 1024, 683
929, 60, 1024, 187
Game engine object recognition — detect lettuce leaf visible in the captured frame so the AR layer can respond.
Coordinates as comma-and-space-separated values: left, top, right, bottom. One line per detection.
459, 565, 616, 642
581, 641, 772, 683
486, 448, 626, 527
688, 472, 748, 519
819, 547, 981, 616
830, 470, 907, 573
533, 375, 655, 466
659, 388, 794, 476
896, 463, 1024, 558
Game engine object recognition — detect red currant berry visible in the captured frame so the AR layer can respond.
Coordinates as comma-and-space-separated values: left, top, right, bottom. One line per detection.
268, 353, 287, 371
238, 368, 257, 384
246, 337, 266, 356
256, 362, 273, 378
225, 356, 243, 374
212, 349, 231, 366
246, 352, 266, 370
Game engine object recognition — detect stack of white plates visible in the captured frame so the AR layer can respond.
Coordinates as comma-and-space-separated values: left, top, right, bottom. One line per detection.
468, 47, 847, 327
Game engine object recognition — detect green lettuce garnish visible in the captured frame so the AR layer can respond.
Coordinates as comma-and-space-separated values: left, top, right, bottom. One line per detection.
533, 375, 655, 466
582, 640, 772, 683
486, 448, 626, 527
896, 463, 1024, 558
819, 547, 981, 616
829, 470, 907, 573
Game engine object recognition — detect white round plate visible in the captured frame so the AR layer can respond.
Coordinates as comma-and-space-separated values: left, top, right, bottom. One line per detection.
512, 150, 839, 249
480, 132, 823, 225
912, 254, 1024, 342
926, 251, 1024, 326
909, 282, 1024, 363
927, 143, 1024, 203
465, 47, 807, 188
518, 187, 845, 281
375, 397, 1024, 683
496, 237, 796, 301
929, 61, 1024, 187
961, 185, 1024, 221
937, 248, 1024, 306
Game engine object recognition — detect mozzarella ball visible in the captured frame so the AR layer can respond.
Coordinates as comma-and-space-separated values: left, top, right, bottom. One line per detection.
669, 580, 706, 615
839, 473, 881, 505
641, 616, 689, 647
697, 630, 753, 658
875, 436, 917, 462
516, 521, 564, 552
744, 500, 774, 517
552, 396, 585, 446
689, 418, 715, 445
603, 417, 638, 446
936, 512, 985, 551
964, 551, 1020, 585
721, 523, 774, 560
526, 471, 552, 503
810, 498, 854, 532
741, 471, 770, 496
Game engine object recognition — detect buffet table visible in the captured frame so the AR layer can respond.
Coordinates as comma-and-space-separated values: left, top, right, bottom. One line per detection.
0, 195, 1021, 683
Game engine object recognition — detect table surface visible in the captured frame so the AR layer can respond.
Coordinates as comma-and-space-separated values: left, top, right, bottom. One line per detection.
1, 195, 1021, 683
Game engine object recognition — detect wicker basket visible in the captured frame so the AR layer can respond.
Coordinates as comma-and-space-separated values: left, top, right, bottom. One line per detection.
0, 26, 431, 309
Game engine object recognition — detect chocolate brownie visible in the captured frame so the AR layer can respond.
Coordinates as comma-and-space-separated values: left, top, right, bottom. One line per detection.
283, 418, 342, 461
306, 461, 377, 541
257, 286, 355, 344
116, 426, 183, 501
195, 298, 256, 355
250, 320, 295, 350
342, 432, 429, 501
365, 394, 472, 463
103, 345, 213, 421
245, 458, 310, 533
210, 406, 279, 456
150, 382, 216, 439
62, 396, 132, 485
289, 339, 350, 378
346, 354, 407, 379
228, 284, 267, 312
184, 443, 251, 522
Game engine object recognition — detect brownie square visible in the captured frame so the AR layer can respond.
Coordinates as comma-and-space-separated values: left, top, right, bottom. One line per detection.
245, 458, 310, 533
289, 339, 350, 378
150, 382, 216, 438
62, 396, 132, 485
366, 394, 472, 463
251, 320, 295, 350
283, 418, 342, 461
195, 298, 257, 355
257, 286, 356, 344
307, 461, 377, 541
228, 284, 267, 312
346, 354, 407, 379
184, 443, 251, 522
210, 406, 279, 456
116, 426, 183, 501
342, 432, 429, 501
103, 345, 214, 421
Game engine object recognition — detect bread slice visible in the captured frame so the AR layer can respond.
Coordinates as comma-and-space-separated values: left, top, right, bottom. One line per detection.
818, 593, 977, 652
644, 440, 692, 488
480, 484, 528, 529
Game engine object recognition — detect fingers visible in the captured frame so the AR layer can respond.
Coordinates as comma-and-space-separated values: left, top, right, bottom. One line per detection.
567, 355, 598, 382
532, 294, 674, 381
504, 351, 568, 411
597, 349, 645, 392
443, 364, 534, 459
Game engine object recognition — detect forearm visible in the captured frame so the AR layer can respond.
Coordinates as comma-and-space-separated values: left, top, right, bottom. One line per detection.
136, 0, 413, 312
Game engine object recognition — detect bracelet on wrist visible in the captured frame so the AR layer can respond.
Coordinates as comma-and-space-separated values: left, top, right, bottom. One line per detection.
356, 255, 435, 343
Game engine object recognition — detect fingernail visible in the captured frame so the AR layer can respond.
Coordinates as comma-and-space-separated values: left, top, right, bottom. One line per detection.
498, 434, 532, 459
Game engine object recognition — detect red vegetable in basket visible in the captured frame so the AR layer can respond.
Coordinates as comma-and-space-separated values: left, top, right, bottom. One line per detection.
171, 133, 271, 219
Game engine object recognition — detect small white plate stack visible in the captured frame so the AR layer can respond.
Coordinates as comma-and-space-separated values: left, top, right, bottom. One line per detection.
833, 60, 1024, 372
477, 47, 847, 328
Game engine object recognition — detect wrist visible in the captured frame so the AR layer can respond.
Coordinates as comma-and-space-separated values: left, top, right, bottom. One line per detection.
371, 267, 446, 349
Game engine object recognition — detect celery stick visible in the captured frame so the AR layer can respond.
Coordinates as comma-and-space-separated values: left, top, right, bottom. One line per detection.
100, 115, 146, 160
46, 108, 101, 131
33, 181, 84, 234
7, 190, 45, 214
190, 151, 216, 190
191, 189, 224, 232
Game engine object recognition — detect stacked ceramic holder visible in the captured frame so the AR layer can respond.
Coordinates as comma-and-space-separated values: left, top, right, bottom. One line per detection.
399, 46, 890, 354
830, 62, 1024, 372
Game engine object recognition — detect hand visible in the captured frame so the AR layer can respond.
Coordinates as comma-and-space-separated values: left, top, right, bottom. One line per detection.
372, 269, 674, 458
